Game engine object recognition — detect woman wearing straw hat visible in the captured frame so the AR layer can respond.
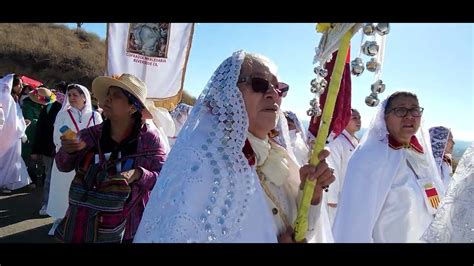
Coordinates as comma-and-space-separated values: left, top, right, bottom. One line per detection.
46, 83, 103, 235
54, 73, 166, 243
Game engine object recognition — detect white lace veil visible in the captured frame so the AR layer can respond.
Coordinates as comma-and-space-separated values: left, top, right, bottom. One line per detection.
60, 84, 93, 113
429, 126, 451, 168
421, 142, 474, 243
0, 74, 25, 158
134, 50, 277, 243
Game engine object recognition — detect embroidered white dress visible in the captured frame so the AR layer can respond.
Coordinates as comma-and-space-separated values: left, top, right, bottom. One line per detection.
324, 129, 358, 226
47, 85, 102, 219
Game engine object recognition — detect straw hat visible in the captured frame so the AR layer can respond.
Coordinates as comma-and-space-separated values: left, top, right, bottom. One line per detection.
28, 87, 56, 105
92, 73, 152, 119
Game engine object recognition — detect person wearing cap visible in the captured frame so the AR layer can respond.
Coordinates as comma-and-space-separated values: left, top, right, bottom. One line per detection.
54, 73, 166, 243
30, 86, 62, 213
20, 85, 44, 185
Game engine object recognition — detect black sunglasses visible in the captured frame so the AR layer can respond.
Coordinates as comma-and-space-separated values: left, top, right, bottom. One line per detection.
238, 76, 289, 97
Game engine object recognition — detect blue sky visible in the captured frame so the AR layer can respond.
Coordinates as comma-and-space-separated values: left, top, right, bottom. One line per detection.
65, 23, 473, 141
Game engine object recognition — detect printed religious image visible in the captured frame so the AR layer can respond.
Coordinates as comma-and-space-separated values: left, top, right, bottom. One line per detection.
127, 23, 170, 58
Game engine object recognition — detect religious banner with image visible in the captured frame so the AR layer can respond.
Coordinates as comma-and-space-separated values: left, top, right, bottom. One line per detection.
106, 23, 194, 109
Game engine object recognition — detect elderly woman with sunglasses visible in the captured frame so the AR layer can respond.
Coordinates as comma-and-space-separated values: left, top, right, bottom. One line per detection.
333, 91, 446, 243
134, 50, 335, 243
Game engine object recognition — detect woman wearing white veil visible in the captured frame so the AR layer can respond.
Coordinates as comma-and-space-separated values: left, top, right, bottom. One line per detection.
0, 74, 31, 192
429, 126, 455, 187
421, 141, 473, 243
282, 110, 310, 167
333, 91, 445, 243
170, 103, 192, 136
134, 50, 334, 243
46, 84, 102, 234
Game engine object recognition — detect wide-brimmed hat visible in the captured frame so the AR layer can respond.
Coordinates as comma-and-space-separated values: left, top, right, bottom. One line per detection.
28, 87, 56, 105
91, 73, 152, 119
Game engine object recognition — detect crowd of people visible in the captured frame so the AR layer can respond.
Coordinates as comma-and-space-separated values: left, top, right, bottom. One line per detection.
0, 50, 472, 243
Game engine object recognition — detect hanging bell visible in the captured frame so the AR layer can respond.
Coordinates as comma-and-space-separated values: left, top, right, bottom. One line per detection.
375, 23, 390, 35
351, 57, 365, 76
310, 78, 319, 87
371, 80, 386, 94
366, 58, 380, 72
310, 98, 319, 107
313, 66, 322, 75
311, 85, 324, 94
319, 78, 328, 89
313, 107, 322, 117
362, 41, 379, 56
319, 68, 328, 78
365, 93, 380, 107
363, 23, 376, 36
307, 108, 315, 117
314, 66, 328, 78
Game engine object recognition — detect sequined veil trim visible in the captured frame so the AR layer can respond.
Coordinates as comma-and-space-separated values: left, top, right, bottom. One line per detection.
134, 50, 270, 242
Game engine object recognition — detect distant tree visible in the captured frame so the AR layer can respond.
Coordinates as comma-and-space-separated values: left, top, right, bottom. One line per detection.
76, 23, 83, 33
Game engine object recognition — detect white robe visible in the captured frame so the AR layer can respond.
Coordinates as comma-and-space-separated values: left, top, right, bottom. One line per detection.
324, 129, 359, 226
0, 137, 31, 190
46, 107, 102, 219
422, 142, 474, 243
0, 86, 31, 190
333, 146, 444, 243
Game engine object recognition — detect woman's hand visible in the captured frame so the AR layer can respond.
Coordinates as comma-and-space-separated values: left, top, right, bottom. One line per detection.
60, 135, 86, 154
299, 148, 335, 205
120, 168, 143, 184
278, 226, 295, 243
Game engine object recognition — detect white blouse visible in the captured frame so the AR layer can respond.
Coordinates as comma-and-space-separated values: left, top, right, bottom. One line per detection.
53, 107, 103, 151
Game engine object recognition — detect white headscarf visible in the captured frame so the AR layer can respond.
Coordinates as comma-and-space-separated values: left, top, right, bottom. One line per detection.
134, 50, 277, 243
429, 126, 451, 168
285, 110, 307, 141
333, 94, 444, 242
170, 102, 192, 136
422, 142, 474, 243
0, 74, 26, 158
60, 84, 92, 113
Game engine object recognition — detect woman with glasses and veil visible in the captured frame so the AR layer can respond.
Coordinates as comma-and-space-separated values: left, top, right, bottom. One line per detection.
333, 91, 445, 243
134, 50, 334, 243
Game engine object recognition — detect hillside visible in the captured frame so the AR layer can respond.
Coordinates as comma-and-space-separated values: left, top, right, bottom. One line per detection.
0, 23, 196, 106
0, 23, 105, 88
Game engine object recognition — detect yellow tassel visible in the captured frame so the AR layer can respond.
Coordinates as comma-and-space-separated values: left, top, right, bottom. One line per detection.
316, 23, 332, 33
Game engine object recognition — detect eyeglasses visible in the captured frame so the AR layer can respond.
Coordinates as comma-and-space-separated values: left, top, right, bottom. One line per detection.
386, 107, 424, 117
238, 76, 289, 97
